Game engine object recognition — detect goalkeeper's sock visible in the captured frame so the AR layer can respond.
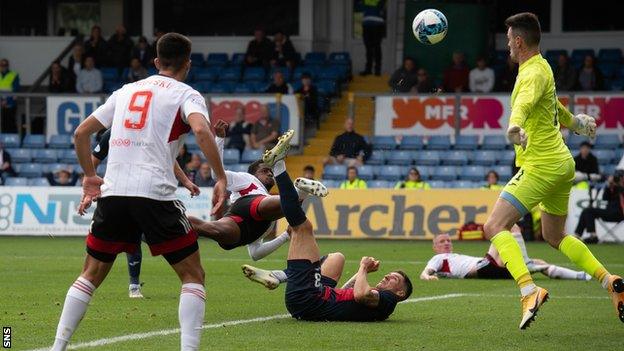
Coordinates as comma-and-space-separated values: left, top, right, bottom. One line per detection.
491, 230, 535, 296
52, 276, 96, 351
558, 235, 611, 288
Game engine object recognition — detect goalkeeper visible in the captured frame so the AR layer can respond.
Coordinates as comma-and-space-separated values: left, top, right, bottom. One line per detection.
482, 12, 623, 330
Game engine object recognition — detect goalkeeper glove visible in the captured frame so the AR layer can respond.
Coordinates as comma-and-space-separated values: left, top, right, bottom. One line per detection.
507, 125, 528, 150
570, 114, 596, 138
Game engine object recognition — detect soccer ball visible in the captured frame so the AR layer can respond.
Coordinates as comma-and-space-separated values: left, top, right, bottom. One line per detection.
412, 9, 448, 45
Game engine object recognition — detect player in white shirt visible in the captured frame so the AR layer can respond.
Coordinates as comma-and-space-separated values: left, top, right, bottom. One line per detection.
189, 120, 328, 265
51, 33, 227, 351
420, 226, 591, 281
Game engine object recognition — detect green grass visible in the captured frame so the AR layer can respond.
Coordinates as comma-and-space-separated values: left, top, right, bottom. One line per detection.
1, 237, 623, 350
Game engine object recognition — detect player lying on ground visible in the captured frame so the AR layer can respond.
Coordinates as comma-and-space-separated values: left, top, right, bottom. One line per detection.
189, 122, 328, 261
482, 12, 623, 329
91, 128, 202, 298
420, 228, 590, 281
244, 130, 412, 321
51, 33, 227, 351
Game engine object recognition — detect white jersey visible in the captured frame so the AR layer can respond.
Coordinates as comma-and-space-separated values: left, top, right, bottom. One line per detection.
92, 75, 209, 200
424, 253, 483, 278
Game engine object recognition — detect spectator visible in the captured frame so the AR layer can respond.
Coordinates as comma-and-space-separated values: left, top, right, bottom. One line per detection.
388, 57, 418, 92
46, 169, 80, 186
413, 68, 436, 93
482, 170, 503, 190
358, 0, 385, 76
575, 171, 624, 244
250, 105, 280, 150
0, 58, 20, 133
84, 25, 108, 67
226, 106, 251, 153
576, 55, 604, 91
245, 28, 274, 67
496, 56, 518, 92
302, 165, 315, 180
126, 58, 148, 83
151, 29, 166, 59
325, 118, 369, 167
76, 56, 103, 93
443, 52, 470, 92
194, 162, 216, 187
394, 167, 430, 189
271, 30, 298, 68
185, 153, 202, 180
108, 25, 134, 70
573, 141, 601, 189
554, 53, 576, 92
265, 71, 292, 94
67, 44, 85, 79
49, 61, 73, 93
0, 142, 16, 179
132, 36, 154, 68
340, 166, 368, 189
469, 56, 495, 93
177, 144, 192, 169
296, 73, 320, 129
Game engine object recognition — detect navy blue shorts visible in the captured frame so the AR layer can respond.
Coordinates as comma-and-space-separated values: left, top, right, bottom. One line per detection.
285, 259, 337, 319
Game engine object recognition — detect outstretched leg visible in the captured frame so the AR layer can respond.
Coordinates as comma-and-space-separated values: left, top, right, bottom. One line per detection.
189, 216, 241, 246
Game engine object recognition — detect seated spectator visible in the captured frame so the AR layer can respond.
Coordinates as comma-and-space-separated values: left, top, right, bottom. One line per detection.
496, 56, 518, 92
576, 55, 604, 91
443, 51, 469, 92
469, 57, 495, 93
0, 142, 16, 179
0, 58, 20, 133
265, 71, 292, 94
46, 169, 80, 186
554, 53, 576, 92
185, 153, 202, 175
226, 106, 251, 153
127, 58, 148, 82
574, 141, 600, 188
49, 61, 73, 93
194, 162, 216, 187
250, 105, 280, 150
108, 25, 134, 70
388, 57, 418, 93
413, 68, 436, 93
176, 144, 192, 169
295, 73, 320, 128
132, 36, 153, 68
245, 28, 274, 67
394, 167, 430, 189
67, 44, 85, 81
325, 118, 369, 167
76, 56, 103, 93
482, 170, 503, 190
302, 165, 315, 180
271, 30, 298, 68
575, 171, 624, 244
340, 166, 368, 189
84, 25, 108, 67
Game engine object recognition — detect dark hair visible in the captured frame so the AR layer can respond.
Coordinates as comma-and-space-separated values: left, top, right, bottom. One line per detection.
347, 166, 358, 174
301, 72, 312, 79
303, 165, 315, 172
505, 12, 541, 47
395, 270, 413, 301
486, 170, 499, 181
157, 32, 192, 72
248, 159, 264, 175
580, 141, 592, 148
404, 56, 416, 63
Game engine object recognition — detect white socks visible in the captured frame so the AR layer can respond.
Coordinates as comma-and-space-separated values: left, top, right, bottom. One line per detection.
179, 283, 206, 351
545, 265, 591, 281
512, 231, 531, 264
52, 276, 96, 351
271, 270, 289, 283
273, 160, 286, 176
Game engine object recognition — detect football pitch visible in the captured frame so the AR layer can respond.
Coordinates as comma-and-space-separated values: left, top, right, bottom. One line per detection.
1, 237, 622, 350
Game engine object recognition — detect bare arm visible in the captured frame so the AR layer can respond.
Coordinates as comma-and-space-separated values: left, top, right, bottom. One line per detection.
340, 273, 358, 289
420, 267, 439, 281
353, 256, 381, 307
91, 155, 101, 169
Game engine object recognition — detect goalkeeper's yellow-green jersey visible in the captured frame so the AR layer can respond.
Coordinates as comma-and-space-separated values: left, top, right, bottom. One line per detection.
509, 54, 574, 170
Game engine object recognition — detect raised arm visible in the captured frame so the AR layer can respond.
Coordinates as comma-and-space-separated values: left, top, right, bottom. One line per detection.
353, 256, 381, 307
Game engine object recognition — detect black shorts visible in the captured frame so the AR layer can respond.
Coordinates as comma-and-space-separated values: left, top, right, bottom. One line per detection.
285, 259, 337, 319
87, 196, 198, 265
221, 195, 273, 250
476, 254, 513, 279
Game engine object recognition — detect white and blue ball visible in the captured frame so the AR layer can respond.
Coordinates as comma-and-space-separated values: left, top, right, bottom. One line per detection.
412, 9, 448, 45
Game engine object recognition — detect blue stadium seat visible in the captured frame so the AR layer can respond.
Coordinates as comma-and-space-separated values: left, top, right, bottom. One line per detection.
228, 164, 250, 173
251, 81, 269, 92
0, 133, 21, 148
22, 134, 46, 149
441, 150, 469, 166
217, 67, 241, 82
471, 150, 497, 166
602, 164, 616, 176
209, 82, 234, 93
206, 53, 229, 67
482, 135, 509, 150
398, 136, 424, 150
611, 78, 624, 91
357, 165, 375, 180
598, 63, 618, 78
461, 165, 486, 181
414, 151, 440, 166
304, 52, 326, 65
323, 165, 347, 180
270, 66, 291, 80
190, 53, 205, 67
233, 83, 254, 93
32, 149, 58, 163
321, 179, 340, 188
18, 163, 43, 178
231, 53, 246, 66
4, 177, 28, 186
427, 135, 451, 150
454, 135, 479, 150
58, 149, 77, 163
48, 134, 72, 149
428, 180, 449, 189
433, 166, 458, 181
493, 165, 513, 182
185, 134, 199, 151
615, 148, 624, 162
316, 80, 338, 96
222, 149, 240, 165
566, 133, 591, 149
292, 67, 315, 81
594, 135, 621, 149
371, 136, 397, 150
329, 52, 351, 65
104, 81, 124, 93
598, 48, 622, 63
368, 180, 391, 189
571, 49, 595, 67
318, 66, 344, 81
544, 49, 567, 65
28, 177, 50, 187
100, 67, 118, 81
375, 165, 403, 181
241, 149, 263, 163
243, 67, 266, 82
6, 148, 31, 163
195, 67, 219, 82
455, 180, 478, 189
367, 151, 385, 165
386, 150, 413, 165
593, 149, 616, 164
414, 166, 433, 180
498, 150, 516, 165
46, 163, 68, 174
